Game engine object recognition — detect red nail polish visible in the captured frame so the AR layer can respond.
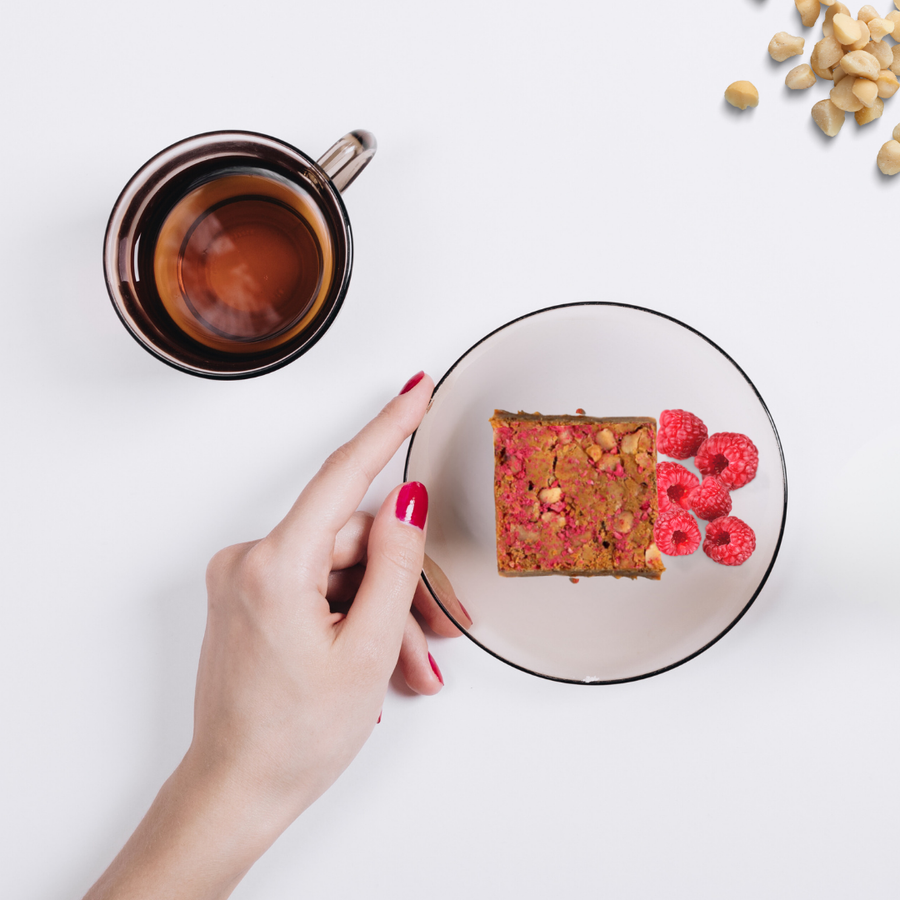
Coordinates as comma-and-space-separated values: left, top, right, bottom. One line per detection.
428, 652, 444, 686
458, 600, 473, 624
377, 710, 382, 725
396, 481, 428, 529
399, 371, 425, 395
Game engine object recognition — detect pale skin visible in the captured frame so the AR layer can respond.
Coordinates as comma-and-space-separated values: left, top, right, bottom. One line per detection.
84, 372, 469, 900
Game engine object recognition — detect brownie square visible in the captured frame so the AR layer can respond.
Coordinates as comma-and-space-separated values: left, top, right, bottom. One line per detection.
490, 411, 664, 579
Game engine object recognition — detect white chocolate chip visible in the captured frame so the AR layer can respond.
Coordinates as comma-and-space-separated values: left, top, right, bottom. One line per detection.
538, 487, 562, 504
620, 433, 639, 455
597, 429, 616, 451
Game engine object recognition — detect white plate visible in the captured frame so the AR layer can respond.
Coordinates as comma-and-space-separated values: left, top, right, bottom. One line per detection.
405, 303, 787, 683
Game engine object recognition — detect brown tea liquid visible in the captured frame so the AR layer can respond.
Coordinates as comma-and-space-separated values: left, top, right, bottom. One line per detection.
152, 170, 335, 353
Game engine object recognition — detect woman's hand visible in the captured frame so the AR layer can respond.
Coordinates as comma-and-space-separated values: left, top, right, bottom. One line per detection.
84, 372, 469, 900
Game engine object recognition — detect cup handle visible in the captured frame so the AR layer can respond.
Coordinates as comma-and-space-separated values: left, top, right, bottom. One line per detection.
316, 130, 377, 192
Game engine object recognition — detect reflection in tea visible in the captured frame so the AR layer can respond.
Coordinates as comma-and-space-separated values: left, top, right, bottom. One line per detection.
152, 170, 335, 353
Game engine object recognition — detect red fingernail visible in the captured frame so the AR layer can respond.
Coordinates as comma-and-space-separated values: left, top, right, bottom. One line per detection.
429, 652, 444, 686
399, 371, 425, 395
377, 710, 382, 725
396, 481, 428, 529
458, 600, 473, 624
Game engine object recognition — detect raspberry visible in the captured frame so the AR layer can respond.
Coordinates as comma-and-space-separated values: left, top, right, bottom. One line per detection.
694, 432, 759, 489
703, 516, 756, 566
658, 409, 708, 459
689, 475, 733, 521
657, 461, 699, 514
654, 509, 701, 556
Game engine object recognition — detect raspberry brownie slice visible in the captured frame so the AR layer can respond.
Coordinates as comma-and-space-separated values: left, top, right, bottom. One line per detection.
490, 411, 665, 579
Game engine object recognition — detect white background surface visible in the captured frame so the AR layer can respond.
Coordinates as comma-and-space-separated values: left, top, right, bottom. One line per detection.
2, 1, 898, 898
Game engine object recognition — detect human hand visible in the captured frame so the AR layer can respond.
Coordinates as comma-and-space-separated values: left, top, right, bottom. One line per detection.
84, 372, 469, 900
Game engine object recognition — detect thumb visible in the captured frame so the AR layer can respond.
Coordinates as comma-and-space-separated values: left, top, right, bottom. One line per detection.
337, 482, 428, 670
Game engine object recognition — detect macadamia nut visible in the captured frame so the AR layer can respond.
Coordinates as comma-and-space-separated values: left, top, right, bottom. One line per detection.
795, 0, 820, 28
846, 19, 871, 51
852, 76, 880, 106
812, 98, 845, 135
891, 44, 900, 78
868, 17, 894, 40
866, 41, 893, 70
769, 32, 805, 61
725, 80, 759, 109
841, 49, 881, 80
832, 13, 862, 44
876, 139, 900, 174
857, 5, 878, 24
855, 96, 883, 123
876, 69, 900, 99
811, 35, 845, 77
894, 123, 900, 141
786, 63, 817, 89
831, 74, 865, 110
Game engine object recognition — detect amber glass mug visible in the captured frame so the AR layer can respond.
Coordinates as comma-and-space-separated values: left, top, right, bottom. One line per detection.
103, 130, 376, 378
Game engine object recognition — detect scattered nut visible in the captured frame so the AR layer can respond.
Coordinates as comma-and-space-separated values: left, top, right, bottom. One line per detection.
894, 123, 900, 141
852, 76, 880, 106
887, 11, 900, 37
725, 80, 759, 109
855, 96, 883, 123
831, 74, 865, 110
795, 0, 820, 28
840, 49, 881, 80
832, 13, 862, 44
868, 17, 894, 40
769, 31, 806, 61
823, 2, 851, 37
846, 19, 871, 51
833, 63, 847, 84
866, 40, 893, 70
876, 69, 900, 99
893, 45, 900, 78
786, 63, 817, 89
876, 139, 900, 174
858, 5, 879, 24
812, 98, 846, 135
811, 35, 845, 78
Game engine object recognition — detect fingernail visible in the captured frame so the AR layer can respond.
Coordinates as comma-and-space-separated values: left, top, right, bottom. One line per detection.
396, 481, 428, 529
458, 600, 473, 624
399, 371, 425, 395
377, 710, 382, 725
428, 652, 444, 686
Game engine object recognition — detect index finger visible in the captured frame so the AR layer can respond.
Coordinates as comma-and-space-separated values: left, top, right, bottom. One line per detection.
268, 372, 432, 557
